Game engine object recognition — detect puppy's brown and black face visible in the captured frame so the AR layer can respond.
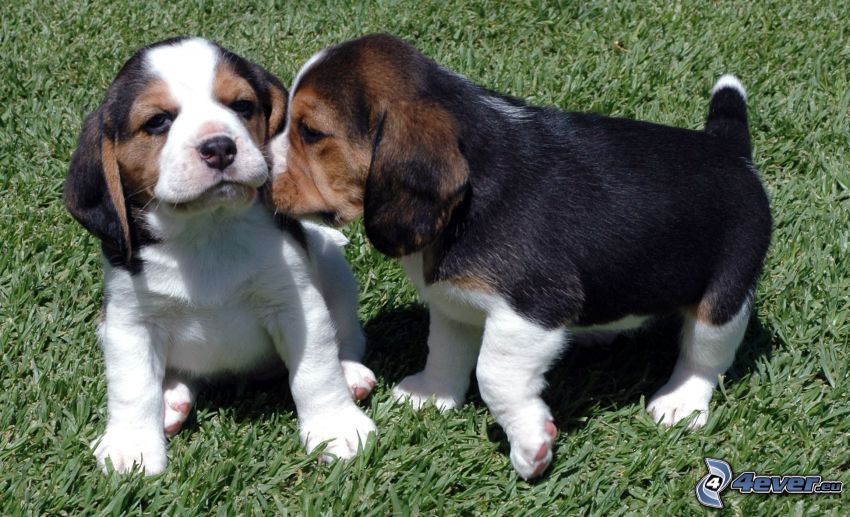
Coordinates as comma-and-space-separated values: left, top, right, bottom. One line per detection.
268, 35, 469, 257
65, 37, 287, 269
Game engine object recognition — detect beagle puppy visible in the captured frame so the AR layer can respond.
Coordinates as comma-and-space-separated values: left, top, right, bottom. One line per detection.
267, 34, 772, 480
65, 37, 376, 475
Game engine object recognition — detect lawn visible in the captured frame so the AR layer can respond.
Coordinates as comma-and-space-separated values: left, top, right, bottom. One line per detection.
2, 0, 848, 514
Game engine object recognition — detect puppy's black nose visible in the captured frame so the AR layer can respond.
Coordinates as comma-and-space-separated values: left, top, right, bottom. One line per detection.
198, 136, 237, 170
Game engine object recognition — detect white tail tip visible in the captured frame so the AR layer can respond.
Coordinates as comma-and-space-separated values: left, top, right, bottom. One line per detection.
711, 74, 746, 102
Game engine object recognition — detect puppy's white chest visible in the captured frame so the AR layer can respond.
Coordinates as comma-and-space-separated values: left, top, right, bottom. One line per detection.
104, 205, 291, 375
113, 257, 275, 374
160, 303, 275, 374
400, 253, 489, 327
137, 212, 275, 305
138, 240, 256, 306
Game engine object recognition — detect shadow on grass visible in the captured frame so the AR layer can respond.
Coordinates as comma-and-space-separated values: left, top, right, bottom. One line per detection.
188, 366, 294, 430
362, 303, 777, 451
189, 303, 430, 427
187, 302, 776, 443
362, 303, 430, 384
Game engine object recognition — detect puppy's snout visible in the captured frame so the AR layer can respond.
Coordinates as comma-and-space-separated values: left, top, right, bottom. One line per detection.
198, 136, 237, 171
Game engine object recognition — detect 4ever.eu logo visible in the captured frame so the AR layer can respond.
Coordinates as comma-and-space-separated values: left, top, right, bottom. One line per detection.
695, 458, 843, 509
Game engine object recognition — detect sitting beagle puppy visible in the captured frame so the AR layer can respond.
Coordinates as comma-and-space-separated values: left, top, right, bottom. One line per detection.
267, 34, 772, 480
65, 37, 377, 475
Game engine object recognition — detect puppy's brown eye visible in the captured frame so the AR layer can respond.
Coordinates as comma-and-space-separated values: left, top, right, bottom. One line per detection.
299, 121, 325, 144
143, 112, 173, 135
229, 99, 255, 119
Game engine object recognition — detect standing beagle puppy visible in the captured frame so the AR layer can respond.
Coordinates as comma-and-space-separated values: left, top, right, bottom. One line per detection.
268, 34, 771, 480
65, 37, 376, 475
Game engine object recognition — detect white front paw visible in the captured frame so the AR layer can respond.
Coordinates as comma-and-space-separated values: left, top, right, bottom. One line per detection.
163, 381, 194, 437
340, 360, 377, 401
647, 380, 712, 428
91, 428, 167, 475
503, 409, 558, 480
300, 406, 377, 461
392, 372, 466, 411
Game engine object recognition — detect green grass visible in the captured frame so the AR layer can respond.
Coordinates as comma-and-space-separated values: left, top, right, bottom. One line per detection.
2, 0, 849, 514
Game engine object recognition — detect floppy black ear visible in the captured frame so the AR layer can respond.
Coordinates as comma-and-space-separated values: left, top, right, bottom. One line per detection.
253, 66, 288, 210
64, 106, 133, 268
364, 101, 469, 258
259, 68, 288, 140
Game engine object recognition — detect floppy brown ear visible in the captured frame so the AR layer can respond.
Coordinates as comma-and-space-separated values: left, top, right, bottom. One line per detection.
64, 106, 134, 268
364, 101, 469, 257
256, 66, 288, 139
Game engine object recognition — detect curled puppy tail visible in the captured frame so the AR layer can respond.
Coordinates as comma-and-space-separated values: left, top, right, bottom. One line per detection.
705, 74, 751, 160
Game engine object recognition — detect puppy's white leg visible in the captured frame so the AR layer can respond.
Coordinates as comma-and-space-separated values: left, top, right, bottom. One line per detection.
92, 317, 168, 475
647, 301, 750, 428
476, 307, 566, 480
308, 224, 376, 401
267, 281, 376, 461
327, 279, 374, 402
163, 374, 195, 438
393, 308, 481, 410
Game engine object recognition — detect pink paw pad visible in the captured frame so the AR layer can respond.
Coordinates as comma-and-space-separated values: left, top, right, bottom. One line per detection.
352, 378, 376, 401
172, 401, 191, 415
529, 421, 557, 478
534, 442, 549, 462
530, 457, 549, 478
164, 400, 193, 437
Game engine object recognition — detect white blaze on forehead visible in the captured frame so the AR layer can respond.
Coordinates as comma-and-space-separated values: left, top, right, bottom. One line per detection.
145, 38, 219, 105
290, 48, 328, 101
270, 48, 328, 177
286, 48, 328, 124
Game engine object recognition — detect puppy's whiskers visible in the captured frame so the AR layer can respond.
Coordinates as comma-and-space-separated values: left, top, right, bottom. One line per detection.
127, 180, 157, 199
138, 196, 159, 213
